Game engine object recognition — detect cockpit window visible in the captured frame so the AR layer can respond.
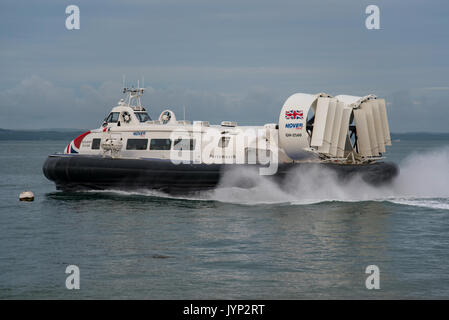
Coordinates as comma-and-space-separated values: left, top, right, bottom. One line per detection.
135, 112, 151, 122
105, 112, 120, 123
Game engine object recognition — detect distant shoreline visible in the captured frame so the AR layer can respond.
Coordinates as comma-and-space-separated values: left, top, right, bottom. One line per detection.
0, 128, 448, 141
0, 128, 86, 141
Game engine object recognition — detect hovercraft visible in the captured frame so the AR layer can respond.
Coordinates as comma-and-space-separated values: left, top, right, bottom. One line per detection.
43, 86, 398, 193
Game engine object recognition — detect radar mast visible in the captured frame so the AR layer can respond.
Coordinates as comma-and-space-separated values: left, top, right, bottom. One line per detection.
122, 79, 145, 111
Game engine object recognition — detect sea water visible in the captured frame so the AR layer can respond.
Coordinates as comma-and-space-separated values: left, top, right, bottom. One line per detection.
0, 137, 448, 299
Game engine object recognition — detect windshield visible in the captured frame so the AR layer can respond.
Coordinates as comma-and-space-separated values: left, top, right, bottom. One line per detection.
135, 112, 151, 122
104, 112, 120, 123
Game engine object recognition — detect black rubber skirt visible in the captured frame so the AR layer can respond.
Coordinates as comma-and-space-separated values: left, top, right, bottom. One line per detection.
43, 154, 399, 194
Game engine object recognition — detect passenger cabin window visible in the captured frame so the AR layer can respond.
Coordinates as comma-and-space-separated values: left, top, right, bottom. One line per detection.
91, 138, 101, 150
105, 112, 120, 123
173, 139, 195, 151
135, 112, 151, 122
150, 139, 172, 150
218, 137, 230, 148
126, 139, 148, 150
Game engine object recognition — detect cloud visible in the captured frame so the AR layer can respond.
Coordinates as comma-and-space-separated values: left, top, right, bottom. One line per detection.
386, 87, 449, 132
1, 1, 449, 131
0, 76, 115, 129
1, 76, 448, 132
0, 76, 283, 129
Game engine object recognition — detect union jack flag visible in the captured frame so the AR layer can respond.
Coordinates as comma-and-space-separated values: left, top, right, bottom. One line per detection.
285, 109, 304, 120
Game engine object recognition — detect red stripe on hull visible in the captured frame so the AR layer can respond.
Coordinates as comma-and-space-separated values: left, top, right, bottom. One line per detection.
73, 131, 91, 149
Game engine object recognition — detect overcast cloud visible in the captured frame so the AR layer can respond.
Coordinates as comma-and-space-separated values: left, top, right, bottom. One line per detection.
0, 0, 448, 132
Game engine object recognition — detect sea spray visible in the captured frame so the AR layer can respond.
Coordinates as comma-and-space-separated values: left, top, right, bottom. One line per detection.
93, 146, 449, 209
205, 146, 449, 207
390, 148, 449, 198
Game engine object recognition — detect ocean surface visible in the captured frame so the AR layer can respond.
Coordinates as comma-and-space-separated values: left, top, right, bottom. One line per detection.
1, 137, 449, 299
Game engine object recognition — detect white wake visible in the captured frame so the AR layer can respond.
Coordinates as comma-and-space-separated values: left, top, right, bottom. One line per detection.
203, 147, 449, 209
93, 147, 449, 210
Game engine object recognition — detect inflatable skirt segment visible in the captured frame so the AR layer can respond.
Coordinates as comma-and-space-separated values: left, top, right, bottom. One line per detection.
43, 154, 399, 194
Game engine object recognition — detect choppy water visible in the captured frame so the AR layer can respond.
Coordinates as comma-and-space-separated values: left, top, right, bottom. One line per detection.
1, 138, 449, 299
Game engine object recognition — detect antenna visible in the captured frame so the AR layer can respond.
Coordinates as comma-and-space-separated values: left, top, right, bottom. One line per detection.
183, 105, 186, 121
122, 75, 126, 91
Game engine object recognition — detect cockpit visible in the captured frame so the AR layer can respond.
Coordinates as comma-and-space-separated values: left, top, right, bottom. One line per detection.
104, 112, 120, 123
103, 111, 152, 126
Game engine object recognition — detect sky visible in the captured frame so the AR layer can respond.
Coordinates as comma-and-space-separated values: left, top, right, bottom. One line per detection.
0, 0, 448, 132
